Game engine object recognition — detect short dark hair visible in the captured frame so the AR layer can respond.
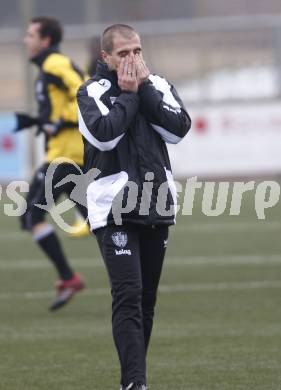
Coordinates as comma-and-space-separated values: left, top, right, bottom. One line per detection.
101, 24, 138, 54
31, 16, 63, 46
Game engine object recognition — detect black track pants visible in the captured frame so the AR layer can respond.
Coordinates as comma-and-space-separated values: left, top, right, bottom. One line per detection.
95, 223, 169, 387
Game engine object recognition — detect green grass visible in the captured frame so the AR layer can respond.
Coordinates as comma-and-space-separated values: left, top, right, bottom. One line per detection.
0, 184, 281, 390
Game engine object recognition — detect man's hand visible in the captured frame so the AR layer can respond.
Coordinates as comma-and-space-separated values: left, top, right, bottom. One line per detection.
41, 120, 62, 136
117, 54, 138, 93
14, 113, 39, 132
135, 54, 150, 86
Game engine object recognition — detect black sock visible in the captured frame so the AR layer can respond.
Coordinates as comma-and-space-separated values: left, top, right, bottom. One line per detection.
35, 229, 74, 281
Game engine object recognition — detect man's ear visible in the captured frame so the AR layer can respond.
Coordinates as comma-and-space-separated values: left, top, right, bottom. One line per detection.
42, 36, 52, 49
101, 50, 109, 63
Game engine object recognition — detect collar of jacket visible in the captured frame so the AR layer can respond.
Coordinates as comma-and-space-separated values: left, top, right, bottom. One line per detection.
31, 45, 60, 68
96, 60, 118, 85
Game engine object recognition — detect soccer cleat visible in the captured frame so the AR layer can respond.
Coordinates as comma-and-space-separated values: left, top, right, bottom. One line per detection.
124, 383, 148, 390
49, 273, 85, 311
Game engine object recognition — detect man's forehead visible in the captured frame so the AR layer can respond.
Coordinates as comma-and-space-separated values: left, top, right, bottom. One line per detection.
112, 33, 141, 51
28, 22, 40, 33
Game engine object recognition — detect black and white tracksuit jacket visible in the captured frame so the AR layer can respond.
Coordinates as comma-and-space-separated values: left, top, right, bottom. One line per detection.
77, 61, 191, 231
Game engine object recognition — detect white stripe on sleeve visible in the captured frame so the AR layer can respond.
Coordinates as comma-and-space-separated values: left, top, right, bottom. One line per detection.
87, 79, 111, 116
148, 74, 183, 143
78, 107, 125, 152
151, 124, 182, 144
78, 79, 125, 151
149, 74, 181, 113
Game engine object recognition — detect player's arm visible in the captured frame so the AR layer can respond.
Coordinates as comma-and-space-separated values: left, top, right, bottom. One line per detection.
42, 57, 84, 134
13, 112, 40, 132
138, 77, 191, 144
136, 57, 191, 144
77, 81, 139, 152
77, 55, 139, 152
55, 61, 84, 125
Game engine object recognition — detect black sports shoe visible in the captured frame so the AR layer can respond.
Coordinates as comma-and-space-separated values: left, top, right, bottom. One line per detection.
123, 383, 148, 390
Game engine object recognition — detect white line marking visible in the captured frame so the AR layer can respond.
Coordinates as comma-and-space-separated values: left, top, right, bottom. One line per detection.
0, 280, 280, 301
0, 220, 280, 240
1, 255, 281, 270
172, 221, 281, 233
0, 232, 27, 240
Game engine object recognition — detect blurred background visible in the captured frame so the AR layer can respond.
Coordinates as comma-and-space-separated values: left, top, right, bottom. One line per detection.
1, 0, 281, 179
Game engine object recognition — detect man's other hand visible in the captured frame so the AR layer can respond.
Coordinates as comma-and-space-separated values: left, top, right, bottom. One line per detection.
41, 121, 62, 136
136, 54, 150, 86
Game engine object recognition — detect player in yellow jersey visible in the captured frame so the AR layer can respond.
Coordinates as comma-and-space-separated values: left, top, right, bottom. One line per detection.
67, 36, 102, 238
14, 17, 88, 310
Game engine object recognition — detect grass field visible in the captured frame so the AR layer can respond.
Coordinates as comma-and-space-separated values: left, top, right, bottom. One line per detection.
0, 184, 281, 390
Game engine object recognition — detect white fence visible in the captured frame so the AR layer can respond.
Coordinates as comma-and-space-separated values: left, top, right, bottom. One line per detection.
170, 102, 281, 177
